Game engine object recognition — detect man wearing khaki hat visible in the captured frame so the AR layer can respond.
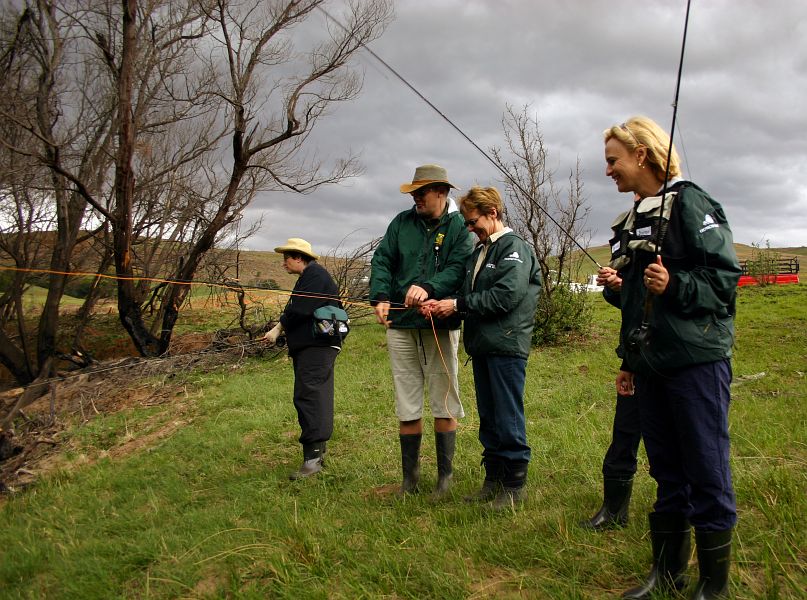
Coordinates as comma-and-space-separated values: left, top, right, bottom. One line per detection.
370, 164, 473, 497
264, 238, 343, 480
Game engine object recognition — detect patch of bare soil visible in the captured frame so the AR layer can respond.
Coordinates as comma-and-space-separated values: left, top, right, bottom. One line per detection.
0, 332, 281, 497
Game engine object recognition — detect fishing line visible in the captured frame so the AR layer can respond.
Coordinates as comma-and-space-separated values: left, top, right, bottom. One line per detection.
675, 116, 692, 181
318, 6, 602, 269
0, 265, 409, 311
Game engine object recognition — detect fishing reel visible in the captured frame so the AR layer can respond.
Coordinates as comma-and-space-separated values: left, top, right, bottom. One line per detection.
626, 323, 651, 354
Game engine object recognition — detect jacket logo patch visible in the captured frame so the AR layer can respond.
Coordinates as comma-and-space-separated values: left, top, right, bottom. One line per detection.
503, 251, 523, 263
485, 263, 496, 269
700, 213, 720, 233
636, 226, 652, 237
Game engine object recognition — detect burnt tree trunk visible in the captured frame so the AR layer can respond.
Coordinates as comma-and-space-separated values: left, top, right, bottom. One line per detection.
112, 0, 161, 357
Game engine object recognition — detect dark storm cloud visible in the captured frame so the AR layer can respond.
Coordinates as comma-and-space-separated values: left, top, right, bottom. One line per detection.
247, 0, 807, 254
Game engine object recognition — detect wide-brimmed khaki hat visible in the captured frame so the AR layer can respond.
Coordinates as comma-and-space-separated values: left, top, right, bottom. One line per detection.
274, 238, 319, 260
399, 164, 457, 194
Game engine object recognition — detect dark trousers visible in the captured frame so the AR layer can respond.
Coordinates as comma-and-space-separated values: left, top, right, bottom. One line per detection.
636, 359, 736, 531
292, 346, 339, 445
602, 392, 642, 479
472, 354, 531, 464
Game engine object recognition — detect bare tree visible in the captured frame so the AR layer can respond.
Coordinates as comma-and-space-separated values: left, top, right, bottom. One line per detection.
491, 104, 591, 288
0, 0, 392, 410
0, 1, 115, 388
490, 104, 593, 344
152, 0, 392, 355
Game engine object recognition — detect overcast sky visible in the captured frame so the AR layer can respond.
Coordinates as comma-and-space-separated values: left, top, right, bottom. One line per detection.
241, 0, 807, 257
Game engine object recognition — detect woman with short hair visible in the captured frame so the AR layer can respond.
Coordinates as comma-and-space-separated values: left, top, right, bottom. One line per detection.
421, 186, 542, 510
264, 238, 343, 480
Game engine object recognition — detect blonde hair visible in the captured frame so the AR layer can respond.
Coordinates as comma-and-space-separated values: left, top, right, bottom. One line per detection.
458, 186, 504, 219
603, 115, 681, 179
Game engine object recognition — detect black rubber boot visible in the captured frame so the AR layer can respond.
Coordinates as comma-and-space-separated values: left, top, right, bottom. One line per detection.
689, 529, 732, 600
464, 456, 503, 503
491, 460, 528, 512
580, 477, 634, 530
433, 430, 456, 498
398, 433, 421, 495
289, 442, 325, 480
622, 512, 691, 599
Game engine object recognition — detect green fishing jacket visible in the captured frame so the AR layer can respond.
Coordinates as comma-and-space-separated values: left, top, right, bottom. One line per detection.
370, 203, 473, 329
458, 231, 543, 358
603, 181, 742, 374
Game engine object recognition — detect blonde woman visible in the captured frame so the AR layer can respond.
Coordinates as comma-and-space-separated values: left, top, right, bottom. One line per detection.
601, 116, 741, 600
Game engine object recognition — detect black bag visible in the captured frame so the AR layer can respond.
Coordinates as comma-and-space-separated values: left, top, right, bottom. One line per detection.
312, 305, 350, 341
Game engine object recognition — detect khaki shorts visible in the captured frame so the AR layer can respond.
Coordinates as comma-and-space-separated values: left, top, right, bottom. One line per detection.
386, 328, 464, 421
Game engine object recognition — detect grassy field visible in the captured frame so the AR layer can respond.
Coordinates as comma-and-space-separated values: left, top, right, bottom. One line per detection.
0, 284, 805, 598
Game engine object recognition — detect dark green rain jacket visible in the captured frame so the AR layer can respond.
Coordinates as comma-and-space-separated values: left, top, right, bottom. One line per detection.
603, 181, 741, 374
370, 203, 473, 329
458, 231, 543, 358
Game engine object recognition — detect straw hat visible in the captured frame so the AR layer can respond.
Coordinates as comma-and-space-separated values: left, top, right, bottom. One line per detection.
399, 164, 457, 194
274, 238, 319, 260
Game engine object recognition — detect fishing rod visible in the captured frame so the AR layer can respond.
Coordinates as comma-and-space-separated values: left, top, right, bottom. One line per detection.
318, 6, 603, 269
628, 0, 692, 354
655, 0, 691, 254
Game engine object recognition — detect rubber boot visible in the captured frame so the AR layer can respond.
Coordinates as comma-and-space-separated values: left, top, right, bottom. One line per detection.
580, 477, 634, 530
433, 430, 456, 498
622, 512, 691, 599
289, 442, 325, 480
464, 456, 503, 503
689, 529, 732, 600
398, 433, 421, 495
491, 460, 528, 511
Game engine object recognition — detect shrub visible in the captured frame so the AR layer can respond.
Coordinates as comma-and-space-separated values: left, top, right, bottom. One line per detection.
64, 276, 116, 299
746, 240, 780, 287
532, 284, 593, 346
255, 278, 280, 290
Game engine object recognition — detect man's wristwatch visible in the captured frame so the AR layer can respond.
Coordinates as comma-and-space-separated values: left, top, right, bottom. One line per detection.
452, 298, 458, 313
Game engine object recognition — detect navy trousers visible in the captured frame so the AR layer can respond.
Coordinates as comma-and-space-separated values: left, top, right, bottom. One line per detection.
471, 354, 531, 464
636, 359, 736, 531
602, 392, 642, 480
291, 346, 339, 445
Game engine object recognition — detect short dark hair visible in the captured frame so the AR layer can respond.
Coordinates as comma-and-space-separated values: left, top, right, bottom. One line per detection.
284, 251, 312, 264
429, 183, 451, 195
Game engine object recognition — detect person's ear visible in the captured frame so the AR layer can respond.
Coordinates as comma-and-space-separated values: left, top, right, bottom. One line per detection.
635, 146, 647, 166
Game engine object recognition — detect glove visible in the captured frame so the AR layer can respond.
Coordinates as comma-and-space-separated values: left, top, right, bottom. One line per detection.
263, 322, 284, 345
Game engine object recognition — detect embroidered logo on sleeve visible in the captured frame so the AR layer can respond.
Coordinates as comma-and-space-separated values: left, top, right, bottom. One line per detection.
503, 251, 524, 263
699, 213, 720, 233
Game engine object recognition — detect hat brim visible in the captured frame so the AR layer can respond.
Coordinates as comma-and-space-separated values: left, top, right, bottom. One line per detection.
400, 179, 458, 194
274, 245, 319, 260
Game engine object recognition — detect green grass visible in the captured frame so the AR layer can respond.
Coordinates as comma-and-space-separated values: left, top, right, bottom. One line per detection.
0, 286, 805, 598
17, 285, 85, 310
